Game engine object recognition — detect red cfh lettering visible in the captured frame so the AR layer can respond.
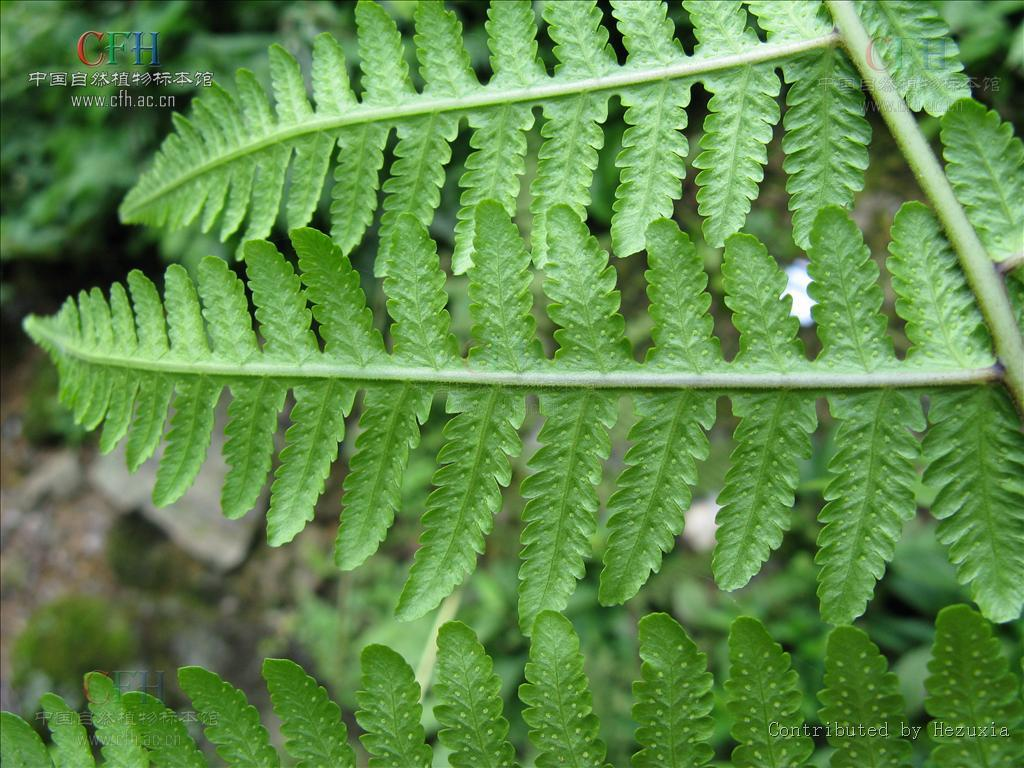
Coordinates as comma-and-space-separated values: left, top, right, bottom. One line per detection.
866, 36, 889, 71
77, 31, 106, 66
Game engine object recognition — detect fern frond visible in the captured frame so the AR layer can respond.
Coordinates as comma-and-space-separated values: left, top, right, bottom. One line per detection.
887, 201, 994, 367
816, 389, 922, 625
714, 233, 817, 590
608, 1, 689, 257
520, 611, 607, 768
435, 621, 516, 768
809, 207, 923, 625
122, 691, 205, 768
263, 658, 356, 768
178, 666, 280, 766
726, 616, 813, 768
356, 645, 432, 768
27, 196, 1020, 626
940, 98, 1024, 262
687, 0, 781, 247
854, 0, 969, 116
5, 612, 1024, 766
335, 383, 432, 569
925, 605, 1024, 767
819, 625, 912, 767
85, 672, 150, 768
397, 210, 534, 617
120, 0, 845, 268
600, 220, 715, 605
39, 694, 95, 768
632, 613, 714, 768
529, 1, 614, 267
0, 712, 49, 768
923, 387, 1024, 623
519, 205, 629, 631
746, 0, 871, 248
338, 214, 456, 567
452, 1, 541, 274
261, 296, 354, 548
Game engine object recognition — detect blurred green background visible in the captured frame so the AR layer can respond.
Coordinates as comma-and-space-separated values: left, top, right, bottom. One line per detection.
1, 1, 1022, 766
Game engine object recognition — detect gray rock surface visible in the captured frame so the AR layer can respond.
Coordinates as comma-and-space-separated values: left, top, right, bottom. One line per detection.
88, 411, 264, 571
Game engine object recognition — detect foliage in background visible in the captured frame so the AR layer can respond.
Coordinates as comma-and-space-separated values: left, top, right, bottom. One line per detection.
3, 606, 1022, 767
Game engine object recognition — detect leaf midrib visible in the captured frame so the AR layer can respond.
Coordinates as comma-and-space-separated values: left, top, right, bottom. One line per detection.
30, 323, 998, 391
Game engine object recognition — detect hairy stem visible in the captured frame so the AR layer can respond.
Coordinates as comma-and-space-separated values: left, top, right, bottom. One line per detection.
121, 32, 838, 217
826, 0, 1024, 412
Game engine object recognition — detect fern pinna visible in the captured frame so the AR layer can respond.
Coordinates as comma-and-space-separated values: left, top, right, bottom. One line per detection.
119, 0, 864, 267
26, 195, 1024, 629
2, 605, 1021, 767
22, 0, 1024, 628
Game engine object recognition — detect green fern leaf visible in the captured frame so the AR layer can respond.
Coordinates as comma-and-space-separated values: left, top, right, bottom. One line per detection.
529, 0, 614, 266
819, 626, 912, 767
632, 613, 713, 768
85, 672, 149, 768
854, 0, 969, 116
608, 1, 689, 257
399, 205, 536, 617
397, 387, 523, 618
246, 239, 355, 545
263, 658, 356, 768
887, 201, 994, 367
335, 383, 432, 569
687, 0, 781, 247
97, 283, 138, 454
121, 691, 205, 768
178, 666, 279, 767
74, 288, 114, 430
356, 645, 432, 768
925, 605, 1024, 766
119, 1, 861, 270
268, 44, 323, 231
220, 379, 286, 520
746, 0, 870, 248
152, 377, 219, 507
40, 693, 95, 768
519, 205, 629, 630
435, 621, 516, 768
520, 611, 607, 768
923, 387, 1024, 623
600, 220, 715, 605
337, 214, 455, 568
452, 1, 541, 274
715, 233, 817, 590
816, 389, 922, 625
293, 227, 385, 366
726, 616, 813, 768
808, 206, 893, 370
203, 248, 284, 520
0, 712, 50, 768
940, 98, 1024, 262
809, 207, 923, 625
123, 271, 172, 472
374, 1, 473, 274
